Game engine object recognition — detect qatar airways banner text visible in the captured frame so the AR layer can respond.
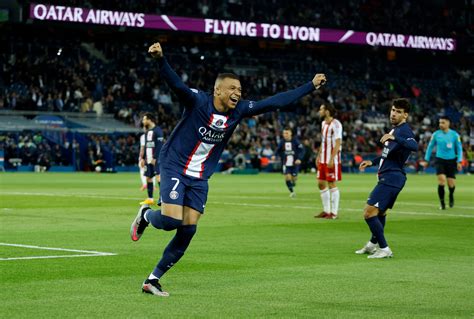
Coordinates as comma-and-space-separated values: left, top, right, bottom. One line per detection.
30, 3, 456, 51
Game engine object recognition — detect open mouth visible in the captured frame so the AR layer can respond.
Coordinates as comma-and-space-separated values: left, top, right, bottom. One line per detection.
230, 97, 239, 104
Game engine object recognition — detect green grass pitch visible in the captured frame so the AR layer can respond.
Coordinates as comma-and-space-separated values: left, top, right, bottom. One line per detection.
0, 172, 473, 318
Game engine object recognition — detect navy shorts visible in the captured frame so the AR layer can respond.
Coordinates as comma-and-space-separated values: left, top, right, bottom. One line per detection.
144, 163, 159, 178
367, 183, 402, 212
283, 165, 298, 177
160, 170, 209, 214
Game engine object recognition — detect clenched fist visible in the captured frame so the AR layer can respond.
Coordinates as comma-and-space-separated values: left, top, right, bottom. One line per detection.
148, 42, 163, 59
312, 73, 327, 89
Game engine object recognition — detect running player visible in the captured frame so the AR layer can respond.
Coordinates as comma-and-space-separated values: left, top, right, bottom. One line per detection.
130, 42, 327, 296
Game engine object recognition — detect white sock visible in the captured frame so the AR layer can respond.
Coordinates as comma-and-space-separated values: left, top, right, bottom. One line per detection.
381, 246, 390, 251
140, 167, 146, 186
320, 188, 330, 213
330, 187, 340, 215
148, 273, 159, 280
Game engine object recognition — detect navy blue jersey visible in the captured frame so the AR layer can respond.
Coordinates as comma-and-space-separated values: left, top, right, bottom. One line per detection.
276, 138, 304, 167
372, 122, 418, 189
157, 57, 315, 179
145, 126, 164, 164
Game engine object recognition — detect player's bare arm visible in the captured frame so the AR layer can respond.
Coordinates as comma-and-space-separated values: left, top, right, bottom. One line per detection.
148, 42, 163, 59
312, 74, 327, 89
328, 138, 341, 168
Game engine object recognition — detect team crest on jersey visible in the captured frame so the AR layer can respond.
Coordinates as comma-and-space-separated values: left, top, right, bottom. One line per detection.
209, 114, 228, 131
169, 190, 179, 200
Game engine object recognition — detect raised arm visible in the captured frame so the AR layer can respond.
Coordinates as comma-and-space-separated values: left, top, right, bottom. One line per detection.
243, 74, 326, 117
148, 42, 198, 107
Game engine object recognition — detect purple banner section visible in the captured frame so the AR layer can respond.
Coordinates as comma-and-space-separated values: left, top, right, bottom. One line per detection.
29, 3, 456, 51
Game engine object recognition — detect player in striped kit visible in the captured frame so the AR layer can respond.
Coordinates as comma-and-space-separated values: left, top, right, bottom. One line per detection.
139, 129, 158, 191
274, 128, 304, 198
139, 113, 164, 206
314, 103, 343, 220
130, 42, 327, 296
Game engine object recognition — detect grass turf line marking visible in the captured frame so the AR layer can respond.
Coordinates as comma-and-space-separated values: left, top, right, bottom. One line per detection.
2, 191, 473, 211
1, 192, 473, 218
209, 201, 474, 219
0, 243, 117, 261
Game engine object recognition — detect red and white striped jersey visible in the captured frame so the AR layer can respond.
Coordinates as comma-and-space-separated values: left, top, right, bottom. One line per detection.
320, 119, 343, 164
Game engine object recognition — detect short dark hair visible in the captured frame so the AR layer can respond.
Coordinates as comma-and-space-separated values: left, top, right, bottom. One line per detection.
283, 127, 293, 133
216, 73, 240, 82
439, 115, 451, 122
142, 112, 156, 123
322, 102, 336, 117
392, 98, 411, 113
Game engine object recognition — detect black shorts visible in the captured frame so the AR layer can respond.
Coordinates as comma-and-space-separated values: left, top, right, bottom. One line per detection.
144, 163, 159, 178
435, 158, 457, 179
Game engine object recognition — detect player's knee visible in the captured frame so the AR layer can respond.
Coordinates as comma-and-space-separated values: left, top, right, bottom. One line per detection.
363, 207, 378, 219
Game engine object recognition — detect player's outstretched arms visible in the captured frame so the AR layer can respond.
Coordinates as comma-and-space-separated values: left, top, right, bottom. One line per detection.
246, 74, 327, 117
148, 42, 199, 107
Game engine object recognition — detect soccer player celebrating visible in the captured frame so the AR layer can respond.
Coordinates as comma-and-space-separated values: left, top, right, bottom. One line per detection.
273, 128, 304, 198
139, 113, 164, 206
356, 99, 418, 258
314, 103, 343, 220
421, 116, 463, 209
130, 42, 327, 296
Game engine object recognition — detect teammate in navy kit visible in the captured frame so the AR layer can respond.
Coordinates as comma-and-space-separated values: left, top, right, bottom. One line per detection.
130, 42, 327, 296
356, 98, 418, 259
274, 128, 304, 197
139, 113, 164, 206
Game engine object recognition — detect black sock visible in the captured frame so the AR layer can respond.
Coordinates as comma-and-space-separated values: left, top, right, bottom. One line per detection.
286, 180, 294, 192
366, 216, 387, 248
438, 185, 445, 203
147, 182, 154, 198
449, 186, 455, 201
152, 225, 197, 278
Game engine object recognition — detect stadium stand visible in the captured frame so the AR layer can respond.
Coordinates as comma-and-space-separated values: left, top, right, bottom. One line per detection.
0, 1, 472, 173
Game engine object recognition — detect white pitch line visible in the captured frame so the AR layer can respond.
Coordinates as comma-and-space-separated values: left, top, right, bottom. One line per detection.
0, 243, 117, 261
210, 201, 474, 219
1, 192, 473, 217
2, 191, 473, 210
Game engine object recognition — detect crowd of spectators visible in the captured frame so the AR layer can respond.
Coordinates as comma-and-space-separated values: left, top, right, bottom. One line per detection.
1, 2, 472, 172
0, 132, 73, 171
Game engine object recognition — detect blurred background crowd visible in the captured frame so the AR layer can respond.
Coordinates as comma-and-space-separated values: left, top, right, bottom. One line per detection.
1, 0, 472, 172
